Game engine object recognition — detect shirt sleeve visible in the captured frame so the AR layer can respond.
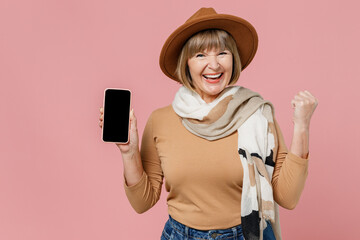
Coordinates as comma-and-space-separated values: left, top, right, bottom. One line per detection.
123, 112, 164, 213
271, 118, 309, 210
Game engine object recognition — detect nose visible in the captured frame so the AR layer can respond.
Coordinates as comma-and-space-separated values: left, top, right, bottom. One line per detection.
207, 55, 220, 70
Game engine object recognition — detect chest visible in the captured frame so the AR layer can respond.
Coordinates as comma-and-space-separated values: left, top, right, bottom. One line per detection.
154, 118, 243, 190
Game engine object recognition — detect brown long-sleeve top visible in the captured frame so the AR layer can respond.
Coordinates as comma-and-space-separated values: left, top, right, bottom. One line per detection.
124, 105, 309, 230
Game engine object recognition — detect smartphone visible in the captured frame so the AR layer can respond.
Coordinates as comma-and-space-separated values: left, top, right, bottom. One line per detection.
102, 88, 131, 143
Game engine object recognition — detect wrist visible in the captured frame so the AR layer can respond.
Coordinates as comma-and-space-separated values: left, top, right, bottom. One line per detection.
121, 149, 140, 161
293, 122, 310, 132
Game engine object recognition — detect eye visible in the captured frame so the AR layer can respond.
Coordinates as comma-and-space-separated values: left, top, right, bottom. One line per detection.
219, 51, 229, 55
195, 53, 205, 58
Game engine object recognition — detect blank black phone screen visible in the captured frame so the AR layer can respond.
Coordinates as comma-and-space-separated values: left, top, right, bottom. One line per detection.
102, 89, 131, 143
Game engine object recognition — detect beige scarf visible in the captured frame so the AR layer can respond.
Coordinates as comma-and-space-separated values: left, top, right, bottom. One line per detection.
172, 86, 281, 240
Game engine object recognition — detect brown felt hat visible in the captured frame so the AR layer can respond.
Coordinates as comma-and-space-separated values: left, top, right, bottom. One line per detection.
159, 7, 259, 82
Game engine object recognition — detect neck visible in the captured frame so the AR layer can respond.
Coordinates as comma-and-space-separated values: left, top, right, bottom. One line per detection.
202, 94, 218, 103
194, 90, 219, 103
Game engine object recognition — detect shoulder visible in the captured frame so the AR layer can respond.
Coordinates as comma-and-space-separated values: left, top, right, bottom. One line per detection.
147, 105, 179, 127
149, 105, 175, 119
237, 85, 263, 97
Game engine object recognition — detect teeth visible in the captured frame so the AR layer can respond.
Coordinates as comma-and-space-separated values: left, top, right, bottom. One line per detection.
204, 73, 222, 79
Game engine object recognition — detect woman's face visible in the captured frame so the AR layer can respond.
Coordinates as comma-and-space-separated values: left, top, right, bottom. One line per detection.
187, 48, 233, 103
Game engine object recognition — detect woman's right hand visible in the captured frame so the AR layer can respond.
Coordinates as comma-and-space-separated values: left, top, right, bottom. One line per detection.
99, 107, 140, 155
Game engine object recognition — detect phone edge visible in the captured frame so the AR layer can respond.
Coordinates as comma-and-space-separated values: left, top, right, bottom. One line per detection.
101, 88, 132, 144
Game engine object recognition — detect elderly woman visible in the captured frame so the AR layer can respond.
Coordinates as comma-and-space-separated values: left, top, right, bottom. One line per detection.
99, 7, 317, 240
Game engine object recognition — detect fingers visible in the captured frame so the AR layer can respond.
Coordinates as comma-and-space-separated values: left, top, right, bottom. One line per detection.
296, 91, 312, 101
297, 90, 316, 102
292, 90, 318, 107
99, 107, 104, 121
99, 107, 104, 128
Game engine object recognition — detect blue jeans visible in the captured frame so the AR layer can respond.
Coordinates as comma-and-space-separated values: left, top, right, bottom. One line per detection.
161, 215, 276, 240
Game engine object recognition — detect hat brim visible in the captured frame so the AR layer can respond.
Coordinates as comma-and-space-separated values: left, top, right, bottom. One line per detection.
159, 14, 259, 82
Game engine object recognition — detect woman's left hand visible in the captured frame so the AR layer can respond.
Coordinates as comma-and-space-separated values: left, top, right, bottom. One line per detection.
291, 90, 318, 128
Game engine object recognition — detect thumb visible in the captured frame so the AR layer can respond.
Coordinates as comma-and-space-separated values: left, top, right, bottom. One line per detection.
130, 109, 137, 129
291, 99, 296, 109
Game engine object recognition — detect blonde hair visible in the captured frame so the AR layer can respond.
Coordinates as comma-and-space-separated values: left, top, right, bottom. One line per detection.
175, 29, 241, 91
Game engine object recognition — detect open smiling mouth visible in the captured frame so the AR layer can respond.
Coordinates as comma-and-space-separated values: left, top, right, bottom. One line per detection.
202, 73, 223, 83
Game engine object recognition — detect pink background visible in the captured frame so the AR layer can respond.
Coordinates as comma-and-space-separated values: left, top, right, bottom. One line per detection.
0, 0, 359, 239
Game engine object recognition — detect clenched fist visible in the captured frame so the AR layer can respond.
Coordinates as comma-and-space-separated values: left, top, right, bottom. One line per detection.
291, 90, 318, 127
